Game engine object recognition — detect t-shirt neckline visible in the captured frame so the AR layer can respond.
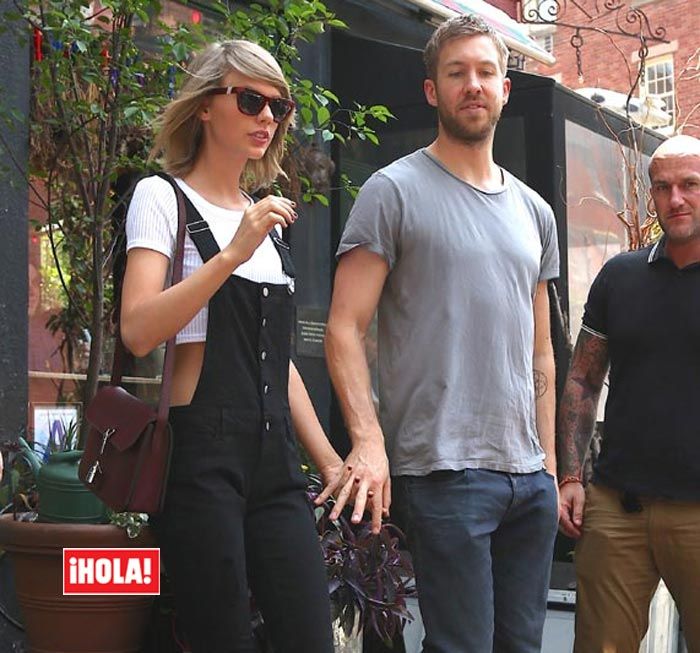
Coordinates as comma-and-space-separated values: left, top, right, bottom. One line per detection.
421, 148, 508, 195
175, 177, 252, 214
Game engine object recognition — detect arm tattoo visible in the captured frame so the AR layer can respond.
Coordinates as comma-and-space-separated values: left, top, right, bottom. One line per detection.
558, 330, 609, 478
534, 369, 547, 398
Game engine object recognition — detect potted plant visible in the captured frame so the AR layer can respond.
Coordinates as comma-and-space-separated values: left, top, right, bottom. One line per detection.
0, 437, 154, 653
307, 474, 416, 653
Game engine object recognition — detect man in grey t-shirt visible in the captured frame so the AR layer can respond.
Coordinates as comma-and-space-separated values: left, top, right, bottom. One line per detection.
318, 14, 559, 653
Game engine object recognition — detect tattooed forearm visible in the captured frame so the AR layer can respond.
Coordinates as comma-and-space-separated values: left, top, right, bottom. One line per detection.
557, 329, 609, 478
534, 369, 548, 398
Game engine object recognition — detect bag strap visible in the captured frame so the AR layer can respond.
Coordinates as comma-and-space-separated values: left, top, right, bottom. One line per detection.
110, 173, 188, 433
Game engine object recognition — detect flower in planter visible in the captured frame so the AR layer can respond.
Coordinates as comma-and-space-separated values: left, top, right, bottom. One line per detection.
307, 474, 416, 646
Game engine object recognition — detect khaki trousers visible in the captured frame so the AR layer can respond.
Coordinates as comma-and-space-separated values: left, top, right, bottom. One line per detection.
574, 483, 700, 653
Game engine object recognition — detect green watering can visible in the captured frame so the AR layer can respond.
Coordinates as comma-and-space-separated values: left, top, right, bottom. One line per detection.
18, 437, 109, 524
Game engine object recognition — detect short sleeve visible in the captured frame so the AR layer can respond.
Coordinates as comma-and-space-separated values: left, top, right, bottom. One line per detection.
582, 262, 611, 339
126, 175, 178, 259
538, 206, 560, 281
336, 172, 402, 269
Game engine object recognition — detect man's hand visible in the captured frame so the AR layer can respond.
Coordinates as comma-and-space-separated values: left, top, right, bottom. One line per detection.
323, 248, 392, 535
559, 481, 585, 539
315, 436, 390, 535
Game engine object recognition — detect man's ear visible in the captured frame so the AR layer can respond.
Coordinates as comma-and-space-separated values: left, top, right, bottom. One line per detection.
502, 76, 511, 106
424, 78, 438, 108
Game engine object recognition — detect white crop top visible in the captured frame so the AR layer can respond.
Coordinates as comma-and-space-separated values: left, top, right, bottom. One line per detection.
126, 175, 290, 344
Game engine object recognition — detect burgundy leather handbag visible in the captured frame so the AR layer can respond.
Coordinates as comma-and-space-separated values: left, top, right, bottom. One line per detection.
78, 177, 187, 514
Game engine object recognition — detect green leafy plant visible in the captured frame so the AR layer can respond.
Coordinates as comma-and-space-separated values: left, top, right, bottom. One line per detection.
109, 510, 148, 539
0, 440, 37, 518
0, 0, 392, 445
0, 429, 81, 519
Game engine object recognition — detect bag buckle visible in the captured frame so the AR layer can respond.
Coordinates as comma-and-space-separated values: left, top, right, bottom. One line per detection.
85, 460, 102, 484
186, 220, 210, 235
100, 427, 115, 454
85, 427, 115, 484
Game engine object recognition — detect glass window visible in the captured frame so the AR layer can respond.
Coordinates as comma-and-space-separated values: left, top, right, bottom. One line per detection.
642, 55, 675, 132
564, 120, 651, 418
535, 33, 554, 54
27, 178, 164, 447
28, 221, 80, 449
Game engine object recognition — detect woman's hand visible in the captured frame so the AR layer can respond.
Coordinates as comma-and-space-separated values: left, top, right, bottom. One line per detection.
318, 456, 344, 492
316, 437, 390, 534
226, 195, 296, 263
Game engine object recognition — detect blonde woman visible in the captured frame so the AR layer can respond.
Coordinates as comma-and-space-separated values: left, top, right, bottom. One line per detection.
120, 40, 339, 653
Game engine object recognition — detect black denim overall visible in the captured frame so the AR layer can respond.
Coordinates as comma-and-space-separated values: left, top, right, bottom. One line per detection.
152, 190, 334, 653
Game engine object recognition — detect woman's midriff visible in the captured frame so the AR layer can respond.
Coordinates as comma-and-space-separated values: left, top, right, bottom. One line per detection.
170, 342, 206, 406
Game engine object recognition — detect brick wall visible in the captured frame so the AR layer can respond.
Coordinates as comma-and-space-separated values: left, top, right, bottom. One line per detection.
488, 0, 519, 18
523, 0, 699, 137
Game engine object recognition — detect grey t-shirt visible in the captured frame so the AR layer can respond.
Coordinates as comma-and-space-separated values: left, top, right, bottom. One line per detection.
337, 149, 559, 476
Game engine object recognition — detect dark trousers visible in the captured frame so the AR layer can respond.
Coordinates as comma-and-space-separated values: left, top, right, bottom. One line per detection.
393, 469, 558, 653
152, 405, 334, 653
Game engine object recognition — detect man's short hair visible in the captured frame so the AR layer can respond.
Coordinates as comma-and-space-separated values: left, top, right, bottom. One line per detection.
423, 14, 510, 80
648, 135, 700, 180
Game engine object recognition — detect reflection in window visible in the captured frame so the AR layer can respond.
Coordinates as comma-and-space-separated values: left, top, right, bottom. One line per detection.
28, 260, 64, 378
565, 120, 651, 418
28, 228, 77, 435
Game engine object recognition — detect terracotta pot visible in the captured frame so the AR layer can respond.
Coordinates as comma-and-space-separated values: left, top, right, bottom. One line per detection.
0, 514, 155, 653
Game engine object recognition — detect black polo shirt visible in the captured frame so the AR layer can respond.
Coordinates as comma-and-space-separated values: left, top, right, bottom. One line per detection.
582, 238, 700, 500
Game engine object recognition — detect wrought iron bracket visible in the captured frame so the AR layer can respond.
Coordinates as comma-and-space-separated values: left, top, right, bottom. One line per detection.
520, 1, 668, 78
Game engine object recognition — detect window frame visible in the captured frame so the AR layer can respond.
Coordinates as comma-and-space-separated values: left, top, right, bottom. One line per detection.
640, 53, 675, 134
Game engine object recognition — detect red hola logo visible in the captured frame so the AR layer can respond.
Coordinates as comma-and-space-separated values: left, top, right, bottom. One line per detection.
63, 548, 160, 595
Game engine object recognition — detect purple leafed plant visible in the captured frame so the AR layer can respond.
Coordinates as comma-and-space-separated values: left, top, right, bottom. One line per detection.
307, 475, 416, 647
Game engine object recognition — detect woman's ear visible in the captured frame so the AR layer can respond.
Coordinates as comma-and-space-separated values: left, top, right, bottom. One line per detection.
199, 100, 211, 122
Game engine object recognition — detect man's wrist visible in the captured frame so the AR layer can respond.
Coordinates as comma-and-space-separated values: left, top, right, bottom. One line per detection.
349, 426, 384, 445
558, 474, 583, 488
543, 454, 557, 477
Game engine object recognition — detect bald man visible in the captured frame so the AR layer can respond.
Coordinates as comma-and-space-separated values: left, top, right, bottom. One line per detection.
557, 134, 700, 652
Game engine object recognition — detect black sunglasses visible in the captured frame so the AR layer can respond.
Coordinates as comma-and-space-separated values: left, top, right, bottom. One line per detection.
206, 86, 295, 123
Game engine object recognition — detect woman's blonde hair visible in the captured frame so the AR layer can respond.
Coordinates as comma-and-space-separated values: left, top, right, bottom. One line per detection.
150, 40, 295, 191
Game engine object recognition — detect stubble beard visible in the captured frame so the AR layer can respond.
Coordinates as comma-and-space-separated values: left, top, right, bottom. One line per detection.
660, 218, 700, 245
437, 102, 502, 145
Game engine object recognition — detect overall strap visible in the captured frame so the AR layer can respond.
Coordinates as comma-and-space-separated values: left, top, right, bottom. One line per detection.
269, 228, 296, 279
178, 189, 221, 263
250, 193, 296, 279
176, 186, 297, 279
